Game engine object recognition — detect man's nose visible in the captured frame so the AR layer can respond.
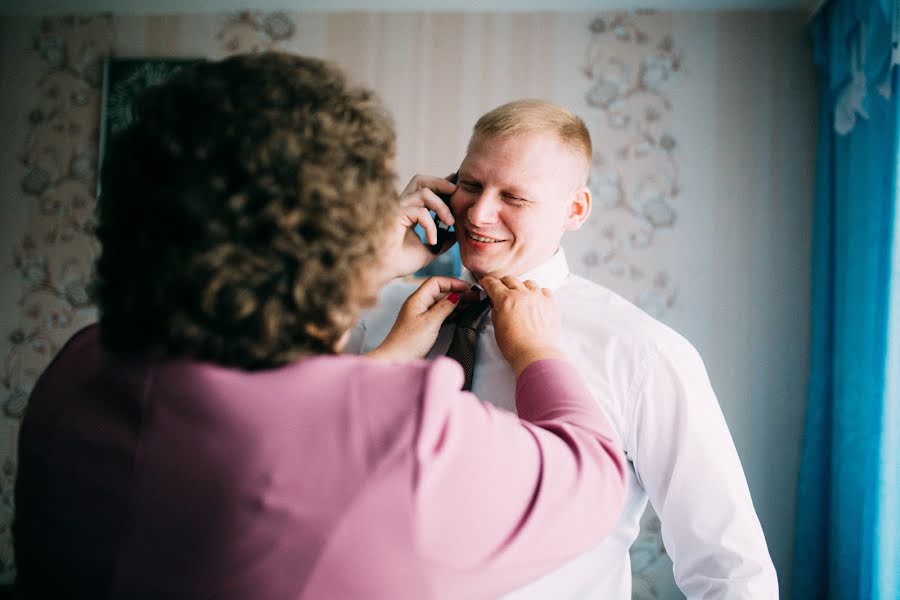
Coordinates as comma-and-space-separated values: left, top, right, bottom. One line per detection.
466, 193, 500, 225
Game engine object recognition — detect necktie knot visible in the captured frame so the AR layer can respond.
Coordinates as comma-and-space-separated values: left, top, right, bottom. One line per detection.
444, 296, 491, 392
455, 296, 492, 330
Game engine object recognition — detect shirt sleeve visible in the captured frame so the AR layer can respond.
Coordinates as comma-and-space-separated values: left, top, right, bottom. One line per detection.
342, 321, 368, 354
629, 337, 779, 599
343, 281, 417, 354
412, 357, 627, 597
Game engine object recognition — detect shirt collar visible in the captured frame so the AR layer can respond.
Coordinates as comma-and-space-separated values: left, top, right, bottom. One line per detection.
461, 247, 571, 292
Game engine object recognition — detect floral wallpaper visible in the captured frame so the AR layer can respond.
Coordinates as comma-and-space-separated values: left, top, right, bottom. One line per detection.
573, 12, 682, 321
1, 16, 115, 577
0, 11, 678, 595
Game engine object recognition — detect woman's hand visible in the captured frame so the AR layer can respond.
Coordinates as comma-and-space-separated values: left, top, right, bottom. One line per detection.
481, 275, 567, 377
378, 175, 457, 282
367, 276, 474, 361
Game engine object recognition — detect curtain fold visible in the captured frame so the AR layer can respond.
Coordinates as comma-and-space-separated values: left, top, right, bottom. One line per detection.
796, 1, 900, 598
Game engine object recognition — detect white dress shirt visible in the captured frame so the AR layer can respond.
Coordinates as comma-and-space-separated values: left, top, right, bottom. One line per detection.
351, 249, 778, 599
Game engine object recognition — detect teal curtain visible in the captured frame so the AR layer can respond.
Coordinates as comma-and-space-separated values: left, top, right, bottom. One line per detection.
796, 1, 900, 598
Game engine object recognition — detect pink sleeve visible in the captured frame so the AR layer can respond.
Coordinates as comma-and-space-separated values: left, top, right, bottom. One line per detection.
413, 357, 626, 595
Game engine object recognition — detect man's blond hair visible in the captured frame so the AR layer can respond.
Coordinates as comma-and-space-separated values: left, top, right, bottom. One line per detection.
469, 99, 592, 177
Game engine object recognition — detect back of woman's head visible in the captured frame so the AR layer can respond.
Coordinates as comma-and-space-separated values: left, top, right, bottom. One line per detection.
94, 52, 397, 369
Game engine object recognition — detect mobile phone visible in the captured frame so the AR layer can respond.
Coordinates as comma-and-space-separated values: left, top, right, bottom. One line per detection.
427, 171, 458, 254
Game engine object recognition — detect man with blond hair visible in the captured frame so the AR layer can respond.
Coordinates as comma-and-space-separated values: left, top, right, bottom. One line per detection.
353, 99, 778, 598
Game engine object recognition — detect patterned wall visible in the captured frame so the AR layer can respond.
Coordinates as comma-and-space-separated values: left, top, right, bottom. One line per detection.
576, 14, 681, 319
0, 11, 815, 598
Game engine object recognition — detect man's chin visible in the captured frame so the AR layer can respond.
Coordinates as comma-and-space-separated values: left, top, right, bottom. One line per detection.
460, 245, 520, 280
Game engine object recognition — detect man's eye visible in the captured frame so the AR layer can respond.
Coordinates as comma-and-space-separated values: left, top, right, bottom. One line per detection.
460, 182, 481, 192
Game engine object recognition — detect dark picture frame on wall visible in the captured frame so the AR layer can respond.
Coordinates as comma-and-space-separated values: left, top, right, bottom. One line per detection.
97, 56, 461, 278
97, 57, 200, 197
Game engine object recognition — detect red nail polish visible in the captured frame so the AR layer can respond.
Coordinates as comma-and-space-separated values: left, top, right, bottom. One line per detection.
448, 293, 460, 304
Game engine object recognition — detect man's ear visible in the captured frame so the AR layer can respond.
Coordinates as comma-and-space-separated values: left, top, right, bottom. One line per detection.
564, 185, 592, 231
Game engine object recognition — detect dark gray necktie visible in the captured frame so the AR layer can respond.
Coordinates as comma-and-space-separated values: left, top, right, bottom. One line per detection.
445, 296, 492, 392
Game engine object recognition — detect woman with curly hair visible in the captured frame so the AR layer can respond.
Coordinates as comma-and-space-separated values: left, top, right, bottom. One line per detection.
13, 52, 626, 600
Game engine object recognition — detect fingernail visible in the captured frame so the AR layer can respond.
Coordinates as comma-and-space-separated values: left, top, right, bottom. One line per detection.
448, 293, 460, 304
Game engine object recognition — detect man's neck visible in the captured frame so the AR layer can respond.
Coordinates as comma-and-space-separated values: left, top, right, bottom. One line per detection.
462, 249, 570, 291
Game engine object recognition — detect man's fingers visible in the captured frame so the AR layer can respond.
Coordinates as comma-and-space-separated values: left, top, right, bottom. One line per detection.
403, 206, 436, 244
523, 279, 541, 292
400, 174, 458, 198
399, 186, 455, 227
541, 287, 552, 298
429, 176, 458, 196
400, 175, 424, 196
420, 188, 455, 226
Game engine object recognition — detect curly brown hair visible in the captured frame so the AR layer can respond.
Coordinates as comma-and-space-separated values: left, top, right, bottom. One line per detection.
94, 52, 398, 369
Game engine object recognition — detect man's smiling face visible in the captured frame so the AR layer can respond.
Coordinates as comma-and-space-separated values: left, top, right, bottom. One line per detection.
451, 131, 591, 279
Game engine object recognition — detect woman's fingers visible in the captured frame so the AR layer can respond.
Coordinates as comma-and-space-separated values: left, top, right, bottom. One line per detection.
499, 275, 526, 290
424, 289, 463, 323
409, 276, 471, 309
479, 275, 564, 376
479, 276, 507, 301
372, 277, 472, 361
523, 279, 552, 298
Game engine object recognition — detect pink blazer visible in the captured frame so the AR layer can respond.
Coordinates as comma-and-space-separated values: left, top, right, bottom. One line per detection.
14, 324, 625, 599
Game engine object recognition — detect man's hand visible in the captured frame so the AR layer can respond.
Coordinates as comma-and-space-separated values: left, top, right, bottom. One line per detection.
367, 276, 474, 361
481, 275, 567, 377
379, 174, 457, 281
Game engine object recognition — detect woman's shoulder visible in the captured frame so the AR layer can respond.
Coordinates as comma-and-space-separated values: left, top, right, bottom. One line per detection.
349, 355, 464, 397
283, 356, 467, 462
317, 355, 464, 400
313, 356, 466, 430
